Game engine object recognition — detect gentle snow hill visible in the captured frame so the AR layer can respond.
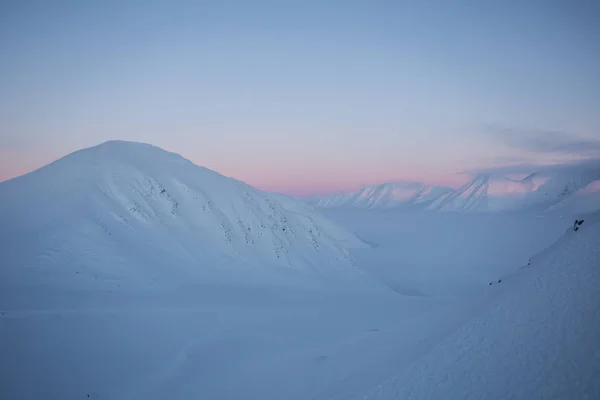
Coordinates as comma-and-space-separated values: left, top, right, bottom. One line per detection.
310, 182, 454, 210
0, 141, 370, 290
357, 211, 600, 399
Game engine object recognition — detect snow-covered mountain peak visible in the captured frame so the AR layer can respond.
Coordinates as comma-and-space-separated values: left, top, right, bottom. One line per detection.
0, 141, 370, 288
309, 166, 600, 214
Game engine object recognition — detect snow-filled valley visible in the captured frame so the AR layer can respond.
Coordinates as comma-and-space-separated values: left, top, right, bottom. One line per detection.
1, 141, 599, 400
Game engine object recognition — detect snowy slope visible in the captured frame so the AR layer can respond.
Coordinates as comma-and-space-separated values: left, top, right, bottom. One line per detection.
310, 182, 453, 210
427, 174, 491, 212
357, 211, 600, 399
521, 175, 600, 213
323, 209, 568, 298
0, 141, 369, 289
547, 180, 600, 215
0, 199, 586, 400
427, 173, 548, 212
427, 172, 598, 213
314, 168, 599, 214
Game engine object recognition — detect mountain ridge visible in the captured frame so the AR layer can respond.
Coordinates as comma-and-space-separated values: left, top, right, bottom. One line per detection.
310, 171, 600, 214
309, 181, 454, 210
0, 140, 372, 290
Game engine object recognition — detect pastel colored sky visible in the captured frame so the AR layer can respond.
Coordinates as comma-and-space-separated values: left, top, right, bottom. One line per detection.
1, 1, 599, 196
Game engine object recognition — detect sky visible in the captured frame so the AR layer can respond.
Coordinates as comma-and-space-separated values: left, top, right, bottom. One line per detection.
1, 0, 599, 196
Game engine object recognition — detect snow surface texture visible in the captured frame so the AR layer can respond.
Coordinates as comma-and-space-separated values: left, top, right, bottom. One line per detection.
356, 211, 600, 400
312, 173, 600, 214
0, 141, 370, 290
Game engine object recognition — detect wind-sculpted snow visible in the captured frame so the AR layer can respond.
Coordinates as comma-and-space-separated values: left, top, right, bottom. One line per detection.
0, 141, 369, 288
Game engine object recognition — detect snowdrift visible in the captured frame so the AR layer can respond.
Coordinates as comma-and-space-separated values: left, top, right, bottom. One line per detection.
0, 141, 369, 289
358, 211, 600, 399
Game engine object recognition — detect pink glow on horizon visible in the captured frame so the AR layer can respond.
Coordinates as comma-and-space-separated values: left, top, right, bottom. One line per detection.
0, 148, 63, 183
1, 148, 472, 197
0, 156, 472, 198
249, 174, 470, 197
580, 180, 600, 194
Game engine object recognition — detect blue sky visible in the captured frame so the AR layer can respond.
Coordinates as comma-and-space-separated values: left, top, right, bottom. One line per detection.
1, 0, 599, 195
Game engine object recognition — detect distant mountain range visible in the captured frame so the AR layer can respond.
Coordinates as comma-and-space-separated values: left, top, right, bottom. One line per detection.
308, 182, 454, 210
308, 171, 600, 214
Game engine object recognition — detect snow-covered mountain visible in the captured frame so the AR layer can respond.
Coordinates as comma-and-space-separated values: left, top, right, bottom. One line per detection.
312, 168, 600, 214
426, 173, 540, 212
428, 172, 599, 213
0, 141, 369, 288
3, 166, 597, 399
427, 174, 492, 212
358, 210, 600, 400
519, 175, 599, 212
546, 180, 600, 215
309, 182, 453, 210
